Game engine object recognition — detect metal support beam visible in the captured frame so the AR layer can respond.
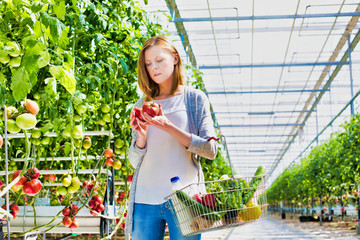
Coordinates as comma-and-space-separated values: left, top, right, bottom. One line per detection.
165, 0, 197, 66
225, 134, 297, 137
172, 12, 360, 22
227, 141, 292, 145
218, 123, 304, 127
208, 89, 329, 94
199, 61, 349, 69
213, 110, 313, 114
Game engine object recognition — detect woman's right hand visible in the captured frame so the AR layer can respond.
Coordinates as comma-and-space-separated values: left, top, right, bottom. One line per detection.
130, 108, 147, 144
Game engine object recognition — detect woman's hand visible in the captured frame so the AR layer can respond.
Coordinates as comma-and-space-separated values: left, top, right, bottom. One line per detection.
130, 108, 147, 148
142, 104, 173, 131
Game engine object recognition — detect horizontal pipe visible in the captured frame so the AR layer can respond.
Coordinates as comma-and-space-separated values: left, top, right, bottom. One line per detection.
6, 131, 113, 139
12, 155, 125, 162
218, 123, 304, 127
199, 61, 349, 69
225, 134, 297, 137
172, 12, 360, 22
212, 110, 312, 114
227, 141, 292, 144
207, 89, 329, 94
0, 169, 109, 176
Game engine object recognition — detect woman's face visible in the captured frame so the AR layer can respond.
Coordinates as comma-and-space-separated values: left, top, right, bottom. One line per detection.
144, 45, 178, 86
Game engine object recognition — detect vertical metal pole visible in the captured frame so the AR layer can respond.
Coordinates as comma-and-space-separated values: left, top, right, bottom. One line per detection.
3, 106, 10, 240
315, 105, 319, 145
347, 36, 354, 116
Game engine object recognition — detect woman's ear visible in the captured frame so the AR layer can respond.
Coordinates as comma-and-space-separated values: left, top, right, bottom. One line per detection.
173, 53, 179, 65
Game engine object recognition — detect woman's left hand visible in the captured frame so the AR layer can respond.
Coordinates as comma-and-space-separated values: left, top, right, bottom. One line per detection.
142, 104, 173, 131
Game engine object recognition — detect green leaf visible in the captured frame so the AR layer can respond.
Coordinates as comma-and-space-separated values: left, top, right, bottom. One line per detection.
40, 11, 65, 43
49, 65, 65, 79
60, 71, 76, 95
120, 58, 128, 74
45, 77, 58, 99
11, 67, 31, 101
39, 122, 53, 133
54, 0, 66, 20
31, 1, 45, 13
22, 39, 49, 69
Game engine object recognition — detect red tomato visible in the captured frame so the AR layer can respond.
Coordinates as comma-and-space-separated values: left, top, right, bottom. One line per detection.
71, 204, 79, 214
62, 207, 70, 216
88, 200, 96, 209
27, 167, 40, 179
23, 179, 42, 196
105, 157, 114, 167
62, 216, 72, 226
26, 100, 39, 115
10, 203, 19, 213
69, 220, 79, 229
96, 203, 105, 213
12, 170, 28, 186
142, 102, 160, 117
127, 174, 133, 183
0, 135, 3, 148
134, 107, 145, 122
92, 195, 103, 206
104, 148, 113, 158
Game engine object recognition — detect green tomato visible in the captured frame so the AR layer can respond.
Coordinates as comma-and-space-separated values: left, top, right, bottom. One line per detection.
33, 92, 41, 100
16, 113, 37, 130
97, 119, 106, 126
73, 115, 82, 122
31, 128, 42, 138
72, 125, 82, 139
41, 136, 51, 145
61, 175, 72, 187
115, 139, 125, 148
103, 113, 111, 123
101, 104, 111, 113
31, 138, 41, 145
63, 125, 72, 138
57, 186, 68, 195
6, 106, 18, 119
0, 52, 10, 64
50, 198, 60, 206
9, 57, 21, 67
76, 104, 87, 115
7, 119, 21, 133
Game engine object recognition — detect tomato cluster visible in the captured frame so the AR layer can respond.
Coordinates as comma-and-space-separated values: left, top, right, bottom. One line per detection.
6, 100, 39, 133
104, 148, 122, 170
57, 174, 81, 195
83, 180, 98, 196
12, 167, 42, 196
88, 195, 105, 216
1, 203, 19, 220
62, 204, 79, 229
116, 191, 127, 204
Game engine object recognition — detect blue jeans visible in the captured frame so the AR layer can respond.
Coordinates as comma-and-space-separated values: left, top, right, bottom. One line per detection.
132, 202, 201, 240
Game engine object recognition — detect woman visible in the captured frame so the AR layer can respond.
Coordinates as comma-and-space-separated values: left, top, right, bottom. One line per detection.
125, 36, 218, 240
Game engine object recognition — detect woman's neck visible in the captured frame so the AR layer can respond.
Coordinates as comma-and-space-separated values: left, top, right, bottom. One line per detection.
155, 85, 184, 100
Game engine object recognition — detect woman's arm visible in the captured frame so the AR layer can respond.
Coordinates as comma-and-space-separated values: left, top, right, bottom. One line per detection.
186, 89, 218, 160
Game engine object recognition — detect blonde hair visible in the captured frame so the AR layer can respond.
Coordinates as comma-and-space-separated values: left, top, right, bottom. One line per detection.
137, 36, 185, 101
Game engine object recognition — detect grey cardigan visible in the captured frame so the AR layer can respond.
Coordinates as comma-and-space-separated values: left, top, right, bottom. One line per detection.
124, 86, 218, 239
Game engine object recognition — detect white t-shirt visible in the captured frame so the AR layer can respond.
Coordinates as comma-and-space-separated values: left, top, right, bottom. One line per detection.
134, 93, 198, 204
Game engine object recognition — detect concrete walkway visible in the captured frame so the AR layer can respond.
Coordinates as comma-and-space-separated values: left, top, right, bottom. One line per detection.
224, 217, 325, 239
202, 217, 360, 240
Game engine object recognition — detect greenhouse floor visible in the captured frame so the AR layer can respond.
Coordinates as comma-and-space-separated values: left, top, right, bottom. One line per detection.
204, 214, 360, 240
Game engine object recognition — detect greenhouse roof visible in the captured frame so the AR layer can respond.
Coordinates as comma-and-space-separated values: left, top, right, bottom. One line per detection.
139, 0, 360, 183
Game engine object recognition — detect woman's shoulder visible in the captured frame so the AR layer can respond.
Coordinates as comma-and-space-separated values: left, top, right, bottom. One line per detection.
185, 85, 207, 100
